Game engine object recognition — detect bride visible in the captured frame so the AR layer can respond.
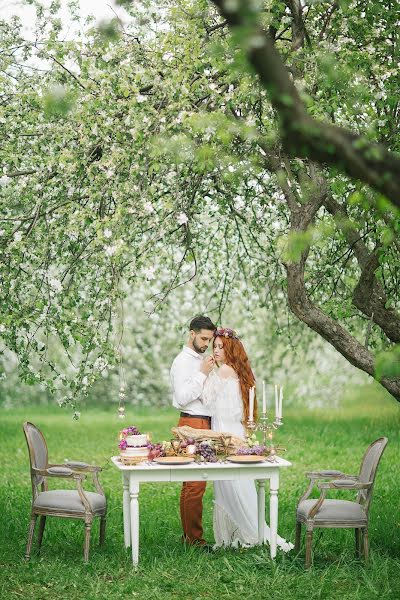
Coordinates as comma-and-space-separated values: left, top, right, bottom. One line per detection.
203, 327, 293, 552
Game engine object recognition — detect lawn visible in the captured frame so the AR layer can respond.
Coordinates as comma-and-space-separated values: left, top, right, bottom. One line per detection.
0, 383, 399, 600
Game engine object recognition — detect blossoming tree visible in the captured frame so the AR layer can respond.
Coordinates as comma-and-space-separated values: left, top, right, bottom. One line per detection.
0, 0, 399, 406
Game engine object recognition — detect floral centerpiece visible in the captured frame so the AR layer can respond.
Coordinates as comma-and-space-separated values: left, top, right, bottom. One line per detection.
235, 432, 268, 456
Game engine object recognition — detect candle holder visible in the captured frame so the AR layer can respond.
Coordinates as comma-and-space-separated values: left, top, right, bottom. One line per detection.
247, 412, 283, 458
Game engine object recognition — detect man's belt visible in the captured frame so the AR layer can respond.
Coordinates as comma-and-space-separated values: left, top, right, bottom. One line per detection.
180, 412, 211, 422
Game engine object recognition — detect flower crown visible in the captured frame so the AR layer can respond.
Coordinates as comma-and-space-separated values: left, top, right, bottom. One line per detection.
214, 327, 240, 340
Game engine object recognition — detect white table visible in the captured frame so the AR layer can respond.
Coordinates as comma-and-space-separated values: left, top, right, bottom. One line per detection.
111, 456, 292, 566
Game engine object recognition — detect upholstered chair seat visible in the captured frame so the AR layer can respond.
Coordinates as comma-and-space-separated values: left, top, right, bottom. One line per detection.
33, 490, 107, 514
297, 499, 367, 524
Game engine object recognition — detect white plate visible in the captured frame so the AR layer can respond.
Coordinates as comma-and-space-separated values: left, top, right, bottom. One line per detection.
226, 455, 266, 464
153, 456, 195, 465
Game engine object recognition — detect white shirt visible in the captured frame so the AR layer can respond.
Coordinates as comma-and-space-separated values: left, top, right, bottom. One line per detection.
170, 346, 211, 416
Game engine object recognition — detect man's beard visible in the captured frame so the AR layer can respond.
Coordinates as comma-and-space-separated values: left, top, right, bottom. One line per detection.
193, 338, 207, 354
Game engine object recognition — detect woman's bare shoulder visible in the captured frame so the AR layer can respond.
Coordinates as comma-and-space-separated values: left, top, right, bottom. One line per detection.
218, 364, 238, 379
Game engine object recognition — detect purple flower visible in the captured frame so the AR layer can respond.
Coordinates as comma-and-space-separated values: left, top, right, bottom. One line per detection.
237, 445, 266, 456
119, 439, 127, 450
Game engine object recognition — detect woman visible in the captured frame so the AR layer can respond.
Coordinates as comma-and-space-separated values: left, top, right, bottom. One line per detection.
203, 327, 293, 551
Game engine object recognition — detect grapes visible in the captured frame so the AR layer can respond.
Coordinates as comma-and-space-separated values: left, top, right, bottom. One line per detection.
147, 443, 165, 460
196, 442, 218, 463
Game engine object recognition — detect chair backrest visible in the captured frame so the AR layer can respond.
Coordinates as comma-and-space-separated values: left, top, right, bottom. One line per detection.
23, 422, 49, 498
357, 437, 388, 512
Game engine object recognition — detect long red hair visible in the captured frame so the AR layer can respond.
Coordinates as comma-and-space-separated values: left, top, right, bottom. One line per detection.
214, 335, 257, 423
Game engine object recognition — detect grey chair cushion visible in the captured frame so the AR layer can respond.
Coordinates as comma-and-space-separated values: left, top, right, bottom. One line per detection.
331, 479, 357, 487
297, 499, 367, 524
64, 461, 90, 469
34, 490, 106, 514
47, 467, 73, 475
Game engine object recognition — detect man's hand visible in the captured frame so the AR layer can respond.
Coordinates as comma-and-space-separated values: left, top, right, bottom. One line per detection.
200, 355, 214, 376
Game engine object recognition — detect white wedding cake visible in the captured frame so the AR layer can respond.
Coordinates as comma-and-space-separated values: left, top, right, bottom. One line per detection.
119, 426, 149, 461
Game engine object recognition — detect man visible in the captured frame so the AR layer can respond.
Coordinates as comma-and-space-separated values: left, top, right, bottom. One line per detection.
170, 315, 216, 548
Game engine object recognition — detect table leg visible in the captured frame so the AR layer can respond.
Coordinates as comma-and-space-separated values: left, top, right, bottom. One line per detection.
123, 473, 131, 548
257, 480, 266, 544
269, 472, 279, 559
129, 478, 140, 566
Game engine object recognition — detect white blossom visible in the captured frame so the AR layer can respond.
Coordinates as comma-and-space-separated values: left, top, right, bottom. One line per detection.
0, 175, 11, 187
49, 278, 62, 292
13, 231, 23, 242
162, 51, 174, 62
144, 266, 156, 280
144, 202, 155, 214
105, 244, 117, 256
177, 212, 189, 225
136, 94, 146, 103
103, 228, 112, 238
94, 357, 108, 371
234, 196, 245, 211
0, 324, 6, 333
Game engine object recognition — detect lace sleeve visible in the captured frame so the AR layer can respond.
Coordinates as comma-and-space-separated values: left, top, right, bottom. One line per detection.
202, 371, 219, 413
203, 371, 243, 421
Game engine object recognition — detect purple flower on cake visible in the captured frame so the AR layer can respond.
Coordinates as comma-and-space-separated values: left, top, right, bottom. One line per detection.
120, 425, 141, 440
126, 426, 140, 435
119, 439, 128, 450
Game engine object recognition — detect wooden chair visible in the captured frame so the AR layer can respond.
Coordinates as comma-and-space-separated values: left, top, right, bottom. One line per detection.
23, 421, 107, 562
295, 437, 388, 568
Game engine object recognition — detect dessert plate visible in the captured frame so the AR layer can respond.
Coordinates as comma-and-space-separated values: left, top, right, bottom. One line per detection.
226, 455, 266, 464
153, 456, 195, 465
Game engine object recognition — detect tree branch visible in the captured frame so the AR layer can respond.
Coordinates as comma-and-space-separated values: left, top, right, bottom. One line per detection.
285, 235, 400, 401
209, 0, 400, 208
324, 195, 400, 343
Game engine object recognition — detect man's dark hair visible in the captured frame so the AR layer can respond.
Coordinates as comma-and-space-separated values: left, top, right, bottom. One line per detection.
189, 315, 216, 332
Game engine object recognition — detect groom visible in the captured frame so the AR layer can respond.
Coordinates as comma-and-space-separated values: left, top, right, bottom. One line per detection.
170, 315, 216, 548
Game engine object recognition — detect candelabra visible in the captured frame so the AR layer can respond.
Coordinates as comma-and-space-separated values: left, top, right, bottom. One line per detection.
246, 413, 283, 458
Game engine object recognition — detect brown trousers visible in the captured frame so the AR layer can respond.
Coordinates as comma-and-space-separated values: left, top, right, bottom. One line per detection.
178, 415, 211, 545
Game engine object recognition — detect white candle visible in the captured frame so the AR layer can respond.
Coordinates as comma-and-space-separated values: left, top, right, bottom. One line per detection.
274, 384, 278, 420
262, 380, 266, 414
249, 386, 254, 422
279, 386, 283, 419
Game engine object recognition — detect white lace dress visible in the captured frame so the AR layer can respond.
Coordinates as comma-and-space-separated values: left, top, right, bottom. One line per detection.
204, 371, 293, 551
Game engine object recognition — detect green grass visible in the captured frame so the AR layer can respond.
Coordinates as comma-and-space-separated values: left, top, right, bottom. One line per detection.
0, 383, 399, 600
